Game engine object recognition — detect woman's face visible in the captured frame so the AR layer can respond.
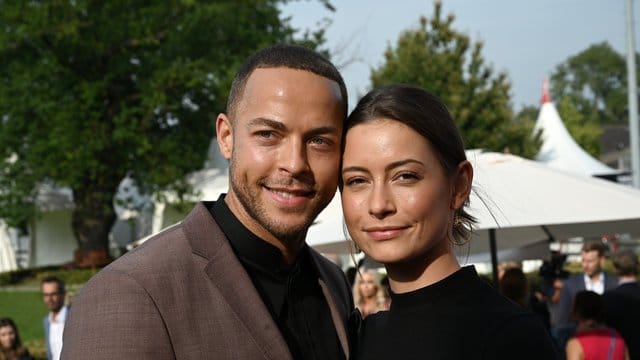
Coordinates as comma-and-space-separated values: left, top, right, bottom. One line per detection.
341, 119, 454, 265
0, 325, 16, 350
358, 272, 378, 298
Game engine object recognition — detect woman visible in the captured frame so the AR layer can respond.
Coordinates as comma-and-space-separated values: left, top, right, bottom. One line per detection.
0, 318, 34, 360
566, 291, 629, 360
340, 84, 557, 359
353, 268, 389, 318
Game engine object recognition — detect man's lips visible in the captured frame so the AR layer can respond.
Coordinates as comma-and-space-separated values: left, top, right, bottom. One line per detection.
265, 186, 315, 197
264, 185, 316, 208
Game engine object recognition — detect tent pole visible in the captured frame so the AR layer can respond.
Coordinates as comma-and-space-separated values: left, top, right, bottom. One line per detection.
490, 228, 499, 286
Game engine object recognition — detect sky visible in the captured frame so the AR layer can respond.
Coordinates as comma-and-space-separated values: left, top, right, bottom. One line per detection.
281, 0, 637, 112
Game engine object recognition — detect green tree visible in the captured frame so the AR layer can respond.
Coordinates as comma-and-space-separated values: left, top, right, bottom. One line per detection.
550, 42, 633, 157
556, 96, 603, 156
0, 0, 329, 264
551, 42, 628, 125
369, 1, 539, 158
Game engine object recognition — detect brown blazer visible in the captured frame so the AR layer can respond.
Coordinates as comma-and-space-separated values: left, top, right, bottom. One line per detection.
61, 202, 354, 359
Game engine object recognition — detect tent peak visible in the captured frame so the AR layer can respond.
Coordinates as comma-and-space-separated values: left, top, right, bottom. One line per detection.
541, 77, 551, 105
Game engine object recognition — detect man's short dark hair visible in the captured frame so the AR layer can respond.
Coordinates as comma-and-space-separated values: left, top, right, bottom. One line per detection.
582, 241, 607, 256
226, 44, 348, 119
41, 275, 66, 294
612, 250, 639, 276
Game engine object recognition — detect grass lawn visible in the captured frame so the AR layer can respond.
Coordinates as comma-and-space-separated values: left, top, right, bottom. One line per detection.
0, 289, 48, 359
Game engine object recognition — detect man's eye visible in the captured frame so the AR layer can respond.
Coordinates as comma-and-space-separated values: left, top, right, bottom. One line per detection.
256, 131, 273, 138
309, 137, 330, 146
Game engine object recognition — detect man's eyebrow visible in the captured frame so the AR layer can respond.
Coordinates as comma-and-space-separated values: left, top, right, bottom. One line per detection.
247, 117, 339, 137
307, 126, 340, 138
247, 117, 286, 131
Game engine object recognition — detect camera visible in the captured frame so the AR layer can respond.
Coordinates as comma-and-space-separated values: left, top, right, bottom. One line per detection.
539, 252, 569, 280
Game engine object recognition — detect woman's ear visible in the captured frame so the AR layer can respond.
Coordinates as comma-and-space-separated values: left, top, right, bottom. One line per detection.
451, 160, 473, 210
216, 113, 233, 160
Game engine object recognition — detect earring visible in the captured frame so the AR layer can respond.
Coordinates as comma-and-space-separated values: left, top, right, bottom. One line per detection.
353, 241, 361, 254
453, 213, 462, 227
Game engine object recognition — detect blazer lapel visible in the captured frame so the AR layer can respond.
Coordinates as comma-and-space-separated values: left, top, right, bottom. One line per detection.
182, 203, 292, 360
311, 252, 351, 359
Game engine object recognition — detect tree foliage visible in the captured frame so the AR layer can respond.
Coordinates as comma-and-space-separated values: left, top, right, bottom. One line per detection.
550, 42, 632, 156
0, 0, 328, 260
369, 1, 539, 158
551, 42, 628, 125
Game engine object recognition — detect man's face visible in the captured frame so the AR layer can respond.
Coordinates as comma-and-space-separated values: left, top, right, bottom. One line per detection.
42, 282, 65, 313
581, 250, 603, 277
217, 67, 344, 248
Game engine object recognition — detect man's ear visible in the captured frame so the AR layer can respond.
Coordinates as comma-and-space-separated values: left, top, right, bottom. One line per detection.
451, 160, 473, 210
216, 113, 233, 160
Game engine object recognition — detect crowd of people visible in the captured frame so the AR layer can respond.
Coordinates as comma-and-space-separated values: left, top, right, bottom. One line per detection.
2, 43, 639, 360
497, 245, 639, 359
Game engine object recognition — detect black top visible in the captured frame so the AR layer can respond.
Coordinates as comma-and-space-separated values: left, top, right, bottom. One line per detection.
209, 195, 344, 360
603, 282, 640, 360
356, 266, 558, 360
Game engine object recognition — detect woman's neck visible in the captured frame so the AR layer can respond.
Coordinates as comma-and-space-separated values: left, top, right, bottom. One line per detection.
385, 241, 460, 294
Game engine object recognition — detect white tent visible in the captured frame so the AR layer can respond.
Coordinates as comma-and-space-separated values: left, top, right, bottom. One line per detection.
0, 220, 18, 273
534, 80, 620, 177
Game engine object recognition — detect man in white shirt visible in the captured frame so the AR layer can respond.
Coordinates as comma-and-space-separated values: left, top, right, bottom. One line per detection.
551, 241, 618, 354
42, 276, 68, 360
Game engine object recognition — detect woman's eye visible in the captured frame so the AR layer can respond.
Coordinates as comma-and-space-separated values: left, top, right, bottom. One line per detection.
397, 172, 420, 181
345, 177, 367, 186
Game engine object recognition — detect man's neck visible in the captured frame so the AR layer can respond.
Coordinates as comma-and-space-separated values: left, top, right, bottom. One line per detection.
50, 306, 64, 321
587, 272, 602, 282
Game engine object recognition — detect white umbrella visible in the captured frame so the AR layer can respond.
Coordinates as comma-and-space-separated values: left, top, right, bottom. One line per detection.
466, 150, 640, 282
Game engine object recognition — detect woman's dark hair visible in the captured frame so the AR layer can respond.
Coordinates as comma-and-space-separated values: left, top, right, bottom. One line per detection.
499, 267, 529, 308
0, 317, 25, 353
571, 290, 605, 323
343, 83, 475, 243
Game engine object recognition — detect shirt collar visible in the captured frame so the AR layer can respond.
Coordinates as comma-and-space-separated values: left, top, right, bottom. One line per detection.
584, 272, 604, 284
49, 304, 67, 323
208, 194, 301, 274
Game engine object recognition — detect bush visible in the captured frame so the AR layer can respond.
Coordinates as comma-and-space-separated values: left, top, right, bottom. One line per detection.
0, 266, 103, 286
36, 268, 101, 285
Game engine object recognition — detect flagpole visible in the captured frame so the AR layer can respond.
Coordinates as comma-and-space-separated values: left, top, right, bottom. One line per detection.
626, 0, 640, 188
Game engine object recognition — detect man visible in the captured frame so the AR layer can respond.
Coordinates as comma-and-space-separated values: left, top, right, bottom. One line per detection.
62, 44, 354, 359
603, 250, 640, 360
41, 276, 68, 360
552, 241, 618, 352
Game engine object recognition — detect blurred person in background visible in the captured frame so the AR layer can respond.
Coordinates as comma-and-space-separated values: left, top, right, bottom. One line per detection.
565, 291, 629, 360
500, 267, 551, 331
353, 269, 388, 318
0, 318, 34, 360
602, 250, 640, 360
41, 276, 67, 360
553, 242, 618, 352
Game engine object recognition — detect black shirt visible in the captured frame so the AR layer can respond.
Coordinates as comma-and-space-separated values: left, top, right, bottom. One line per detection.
357, 266, 558, 360
208, 195, 344, 360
